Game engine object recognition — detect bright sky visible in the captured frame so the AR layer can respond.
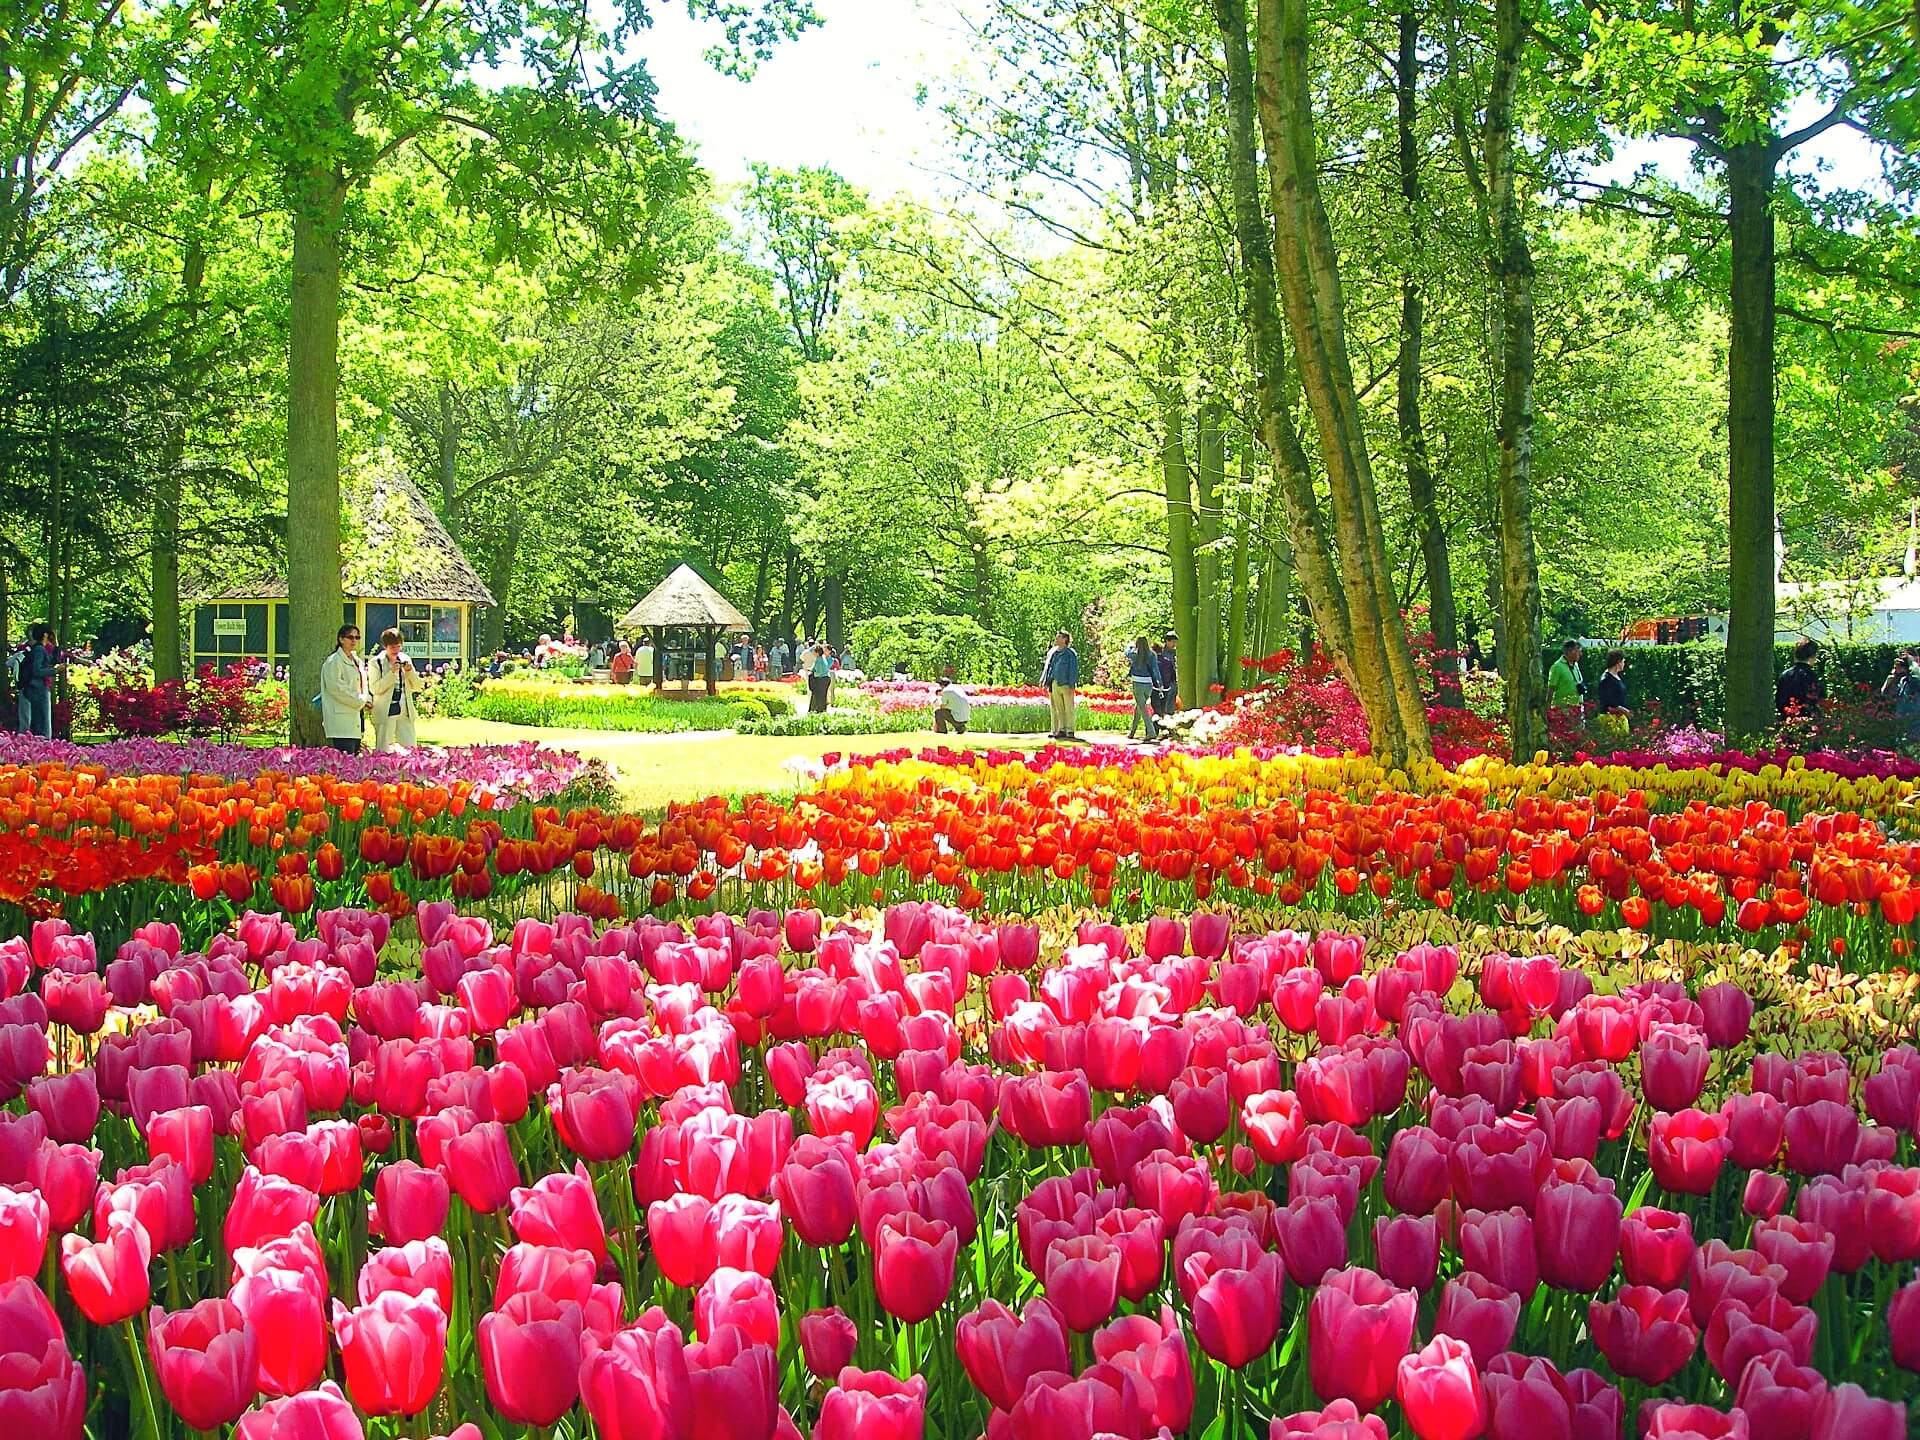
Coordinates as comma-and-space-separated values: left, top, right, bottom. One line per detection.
637, 0, 976, 199
635, 1, 1896, 206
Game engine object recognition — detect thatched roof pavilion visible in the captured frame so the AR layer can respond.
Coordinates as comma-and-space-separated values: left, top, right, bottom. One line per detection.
617, 565, 749, 695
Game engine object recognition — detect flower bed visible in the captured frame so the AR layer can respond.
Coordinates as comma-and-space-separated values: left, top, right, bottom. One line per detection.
0, 899, 1913, 1439
12, 744, 1920, 969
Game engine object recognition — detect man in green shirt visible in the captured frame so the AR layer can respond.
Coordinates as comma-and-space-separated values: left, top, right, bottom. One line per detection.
1546, 640, 1586, 710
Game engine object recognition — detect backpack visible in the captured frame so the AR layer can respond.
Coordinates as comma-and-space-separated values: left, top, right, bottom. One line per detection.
4, 648, 21, 687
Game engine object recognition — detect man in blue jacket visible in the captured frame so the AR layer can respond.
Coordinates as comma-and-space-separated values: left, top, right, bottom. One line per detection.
1041, 630, 1080, 740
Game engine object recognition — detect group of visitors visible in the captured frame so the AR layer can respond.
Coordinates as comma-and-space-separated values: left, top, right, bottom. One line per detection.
4, 626, 59, 737
320, 624, 421, 755
1124, 632, 1180, 742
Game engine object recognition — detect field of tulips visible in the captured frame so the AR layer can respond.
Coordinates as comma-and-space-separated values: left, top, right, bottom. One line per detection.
13, 741, 1920, 969
0, 896, 1916, 1440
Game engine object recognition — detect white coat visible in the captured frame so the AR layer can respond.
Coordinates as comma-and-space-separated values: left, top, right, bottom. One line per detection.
319, 647, 369, 741
368, 650, 421, 752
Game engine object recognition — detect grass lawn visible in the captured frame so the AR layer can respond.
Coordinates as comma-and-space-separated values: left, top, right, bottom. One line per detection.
415, 715, 1065, 811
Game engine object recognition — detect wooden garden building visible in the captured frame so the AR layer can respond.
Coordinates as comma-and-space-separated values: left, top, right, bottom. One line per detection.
187, 470, 494, 672
618, 564, 749, 695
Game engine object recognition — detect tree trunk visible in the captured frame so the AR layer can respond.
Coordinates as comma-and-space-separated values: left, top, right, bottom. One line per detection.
44, 298, 63, 641
286, 172, 347, 746
1724, 136, 1778, 741
1225, 445, 1253, 696
1395, 5, 1457, 703
1195, 401, 1225, 703
748, 534, 772, 638
1160, 383, 1201, 706
1485, 0, 1546, 759
776, 545, 798, 644
152, 228, 207, 684
436, 380, 462, 543
824, 571, 846, 650
1210, 0, 1357, 714
481, 503, 522, 655
1228, 0, 1431, 762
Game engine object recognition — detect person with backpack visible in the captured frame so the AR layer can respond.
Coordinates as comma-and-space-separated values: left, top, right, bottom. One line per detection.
1775, 638, 1824, 720
15, 626, 56, 738
1884, 653, 1920, 742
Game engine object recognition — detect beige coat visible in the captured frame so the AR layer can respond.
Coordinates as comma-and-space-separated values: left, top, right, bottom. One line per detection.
368, 651, 421, 751
319, 648, 369, 741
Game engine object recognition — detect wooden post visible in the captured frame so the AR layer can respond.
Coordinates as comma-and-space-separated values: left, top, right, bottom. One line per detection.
704, 625, 718, 696
652, 626, 664, 694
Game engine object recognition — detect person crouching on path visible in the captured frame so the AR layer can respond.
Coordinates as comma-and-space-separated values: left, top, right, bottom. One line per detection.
1042, 630, 1080, 740
320, 623, 370, 754
369, 627, 421, 752
934, 669, 971, 734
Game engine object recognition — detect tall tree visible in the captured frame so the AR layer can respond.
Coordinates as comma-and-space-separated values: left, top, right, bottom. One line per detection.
150, 0, 811, 741
1576, 1, 1916, 737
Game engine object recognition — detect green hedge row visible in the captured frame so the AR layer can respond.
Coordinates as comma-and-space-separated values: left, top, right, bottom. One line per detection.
1546, 641, 1908, 726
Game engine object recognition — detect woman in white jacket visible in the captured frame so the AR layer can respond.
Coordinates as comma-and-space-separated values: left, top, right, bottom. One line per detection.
319, 624, 370, 753
367, 626, 422, 752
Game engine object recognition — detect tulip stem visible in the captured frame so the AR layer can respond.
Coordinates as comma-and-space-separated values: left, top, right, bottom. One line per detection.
122, 1318, 163, 1440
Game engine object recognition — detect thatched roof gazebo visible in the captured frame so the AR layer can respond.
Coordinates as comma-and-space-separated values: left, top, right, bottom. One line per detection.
618, 564, 749, 695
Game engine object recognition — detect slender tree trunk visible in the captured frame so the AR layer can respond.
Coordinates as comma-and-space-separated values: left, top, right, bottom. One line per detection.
824, 571, 846, 650
970, 530, 996, 629
152, 227, 207, 684
44, 298, 63, 640
748, 535, 772, 637
776, 545, 798, 644
1238, 0, 1431, 761
1484, 0, 1547, 758
1160, 382, 1200, 704
1211, 0, 1362, 730
436, 381, 462, 543
1724, 136, 1777, 740
481, 504, 522, 654
287, 172, 347, 745
1225, 445, 1253, 696
1195, 401, 1225, 704
1395, 6, 1457, 703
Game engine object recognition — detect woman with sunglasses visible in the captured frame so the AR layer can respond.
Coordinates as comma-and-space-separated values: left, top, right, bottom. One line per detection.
319, 623, 371, 753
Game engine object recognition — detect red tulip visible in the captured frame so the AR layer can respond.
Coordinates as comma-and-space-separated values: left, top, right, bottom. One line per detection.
1649, 1109, 1730, 1195
373, 1160, 449, 1244
1043, 1233, 1121, 1331
444, 1120, 520, 1213
1000, 1071, 1090, 1149
956, 1296, 1071, 1411
1810, 1385, 1906, 1440
1434, 1272, 1519, 1368
696, 1266, 779, 1348
0, 1276, 85, 1440
1398, 1333, 1487, 1440
1891, 1278, 1920, 1373
579, 1310, 693, 1440
0, 1185, 48, 1286
1640, 1027, 1710, 1112
1458, 1206, 1537, 1302
1383, 1125, 1449, 1215
1482, 1354, 1570, 1440
1092, 1306, 1194, 1433
686, 1321, 778, 1440
801, 1307, 858, 1380
1534, 1177, 1621, 1293
1309, 1266, 1417, 1411
872, 1213, 956, 1325
1373, 1213, 1440, 1292
99, 1159, 195, 1254
1191, 1248, 1286, 1368
147, 1298, 259, 1431
232, 1379, 363, 1440
1751, 1216, 1833, 1304
26, 1073, 100, 1146
1620, 1207, 1694, 1290
1722, 1093, 1786, 1169
358, 1238, 454, 1315
814, 1368, 926, 1440
1744, 1170, 1789, 1220
1270, 1399, 1389, 1440
1093, 1204, 1165, 1300
509, 1162, 608, 1267
224, 1166, 318, 1253
1242, 1089, 1308, 1167
229, 1263, 328, 1397
59, 1211, 151, 1324
1274, 1192, 1349, 1286
144, 1105, 214, 1187
1644, 1403, 1748, 1440
477, 1292, 584, 1426
1734, 1353, 1826, 1440
1170, 1065, 1230, 1143
1689, 1240, 1787, 1328
1783, 1101, 1858, 1177
331, 1290, 446, 1416
1588, 1285, 1696, 1385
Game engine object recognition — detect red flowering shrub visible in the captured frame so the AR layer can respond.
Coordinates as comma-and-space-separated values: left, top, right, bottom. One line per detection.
94, 664, 284, 742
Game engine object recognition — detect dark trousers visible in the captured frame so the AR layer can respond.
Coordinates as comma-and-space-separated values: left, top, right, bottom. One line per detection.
808, 676, 830, 713
934, 707, 967, 734
328, 738, 362, 755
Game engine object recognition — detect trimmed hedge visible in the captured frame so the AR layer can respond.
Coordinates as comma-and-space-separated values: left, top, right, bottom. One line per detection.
1546, 641, 1908, 726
